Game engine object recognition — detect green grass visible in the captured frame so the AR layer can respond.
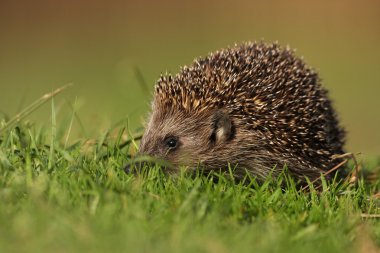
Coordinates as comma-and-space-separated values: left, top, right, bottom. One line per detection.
0, 118, 379, 253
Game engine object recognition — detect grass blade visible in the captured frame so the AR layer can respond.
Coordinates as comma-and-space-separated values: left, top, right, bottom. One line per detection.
0, 83, 73, 133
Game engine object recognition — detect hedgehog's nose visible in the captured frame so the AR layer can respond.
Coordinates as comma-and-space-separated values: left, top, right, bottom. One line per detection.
124, 163, 133, 174
123, 160, 149, 174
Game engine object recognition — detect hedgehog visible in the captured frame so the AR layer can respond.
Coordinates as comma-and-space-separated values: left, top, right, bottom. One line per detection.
131, 42, 345, 183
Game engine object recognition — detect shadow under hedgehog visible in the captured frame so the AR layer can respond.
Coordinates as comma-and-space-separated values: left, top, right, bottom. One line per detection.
126, 42, 346, 184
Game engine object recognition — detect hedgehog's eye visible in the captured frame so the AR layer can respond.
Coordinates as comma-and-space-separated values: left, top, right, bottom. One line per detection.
164, 136, 179, 151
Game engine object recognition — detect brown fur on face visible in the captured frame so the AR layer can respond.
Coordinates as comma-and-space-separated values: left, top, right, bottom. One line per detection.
139, 108, 238, 172
137, 42, 346, 183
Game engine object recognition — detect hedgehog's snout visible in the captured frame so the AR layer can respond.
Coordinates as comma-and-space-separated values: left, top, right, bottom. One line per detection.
123, 134, 154, 174
124, 160, 150, 174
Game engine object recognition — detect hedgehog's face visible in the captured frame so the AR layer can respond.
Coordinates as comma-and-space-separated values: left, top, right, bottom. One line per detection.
136, 107, 235, 172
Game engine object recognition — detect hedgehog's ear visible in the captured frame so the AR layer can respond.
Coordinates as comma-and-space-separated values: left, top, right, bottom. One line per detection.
211, 110, 233, 144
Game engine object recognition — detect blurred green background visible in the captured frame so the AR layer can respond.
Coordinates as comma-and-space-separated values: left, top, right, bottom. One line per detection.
0, 0, 379, 156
